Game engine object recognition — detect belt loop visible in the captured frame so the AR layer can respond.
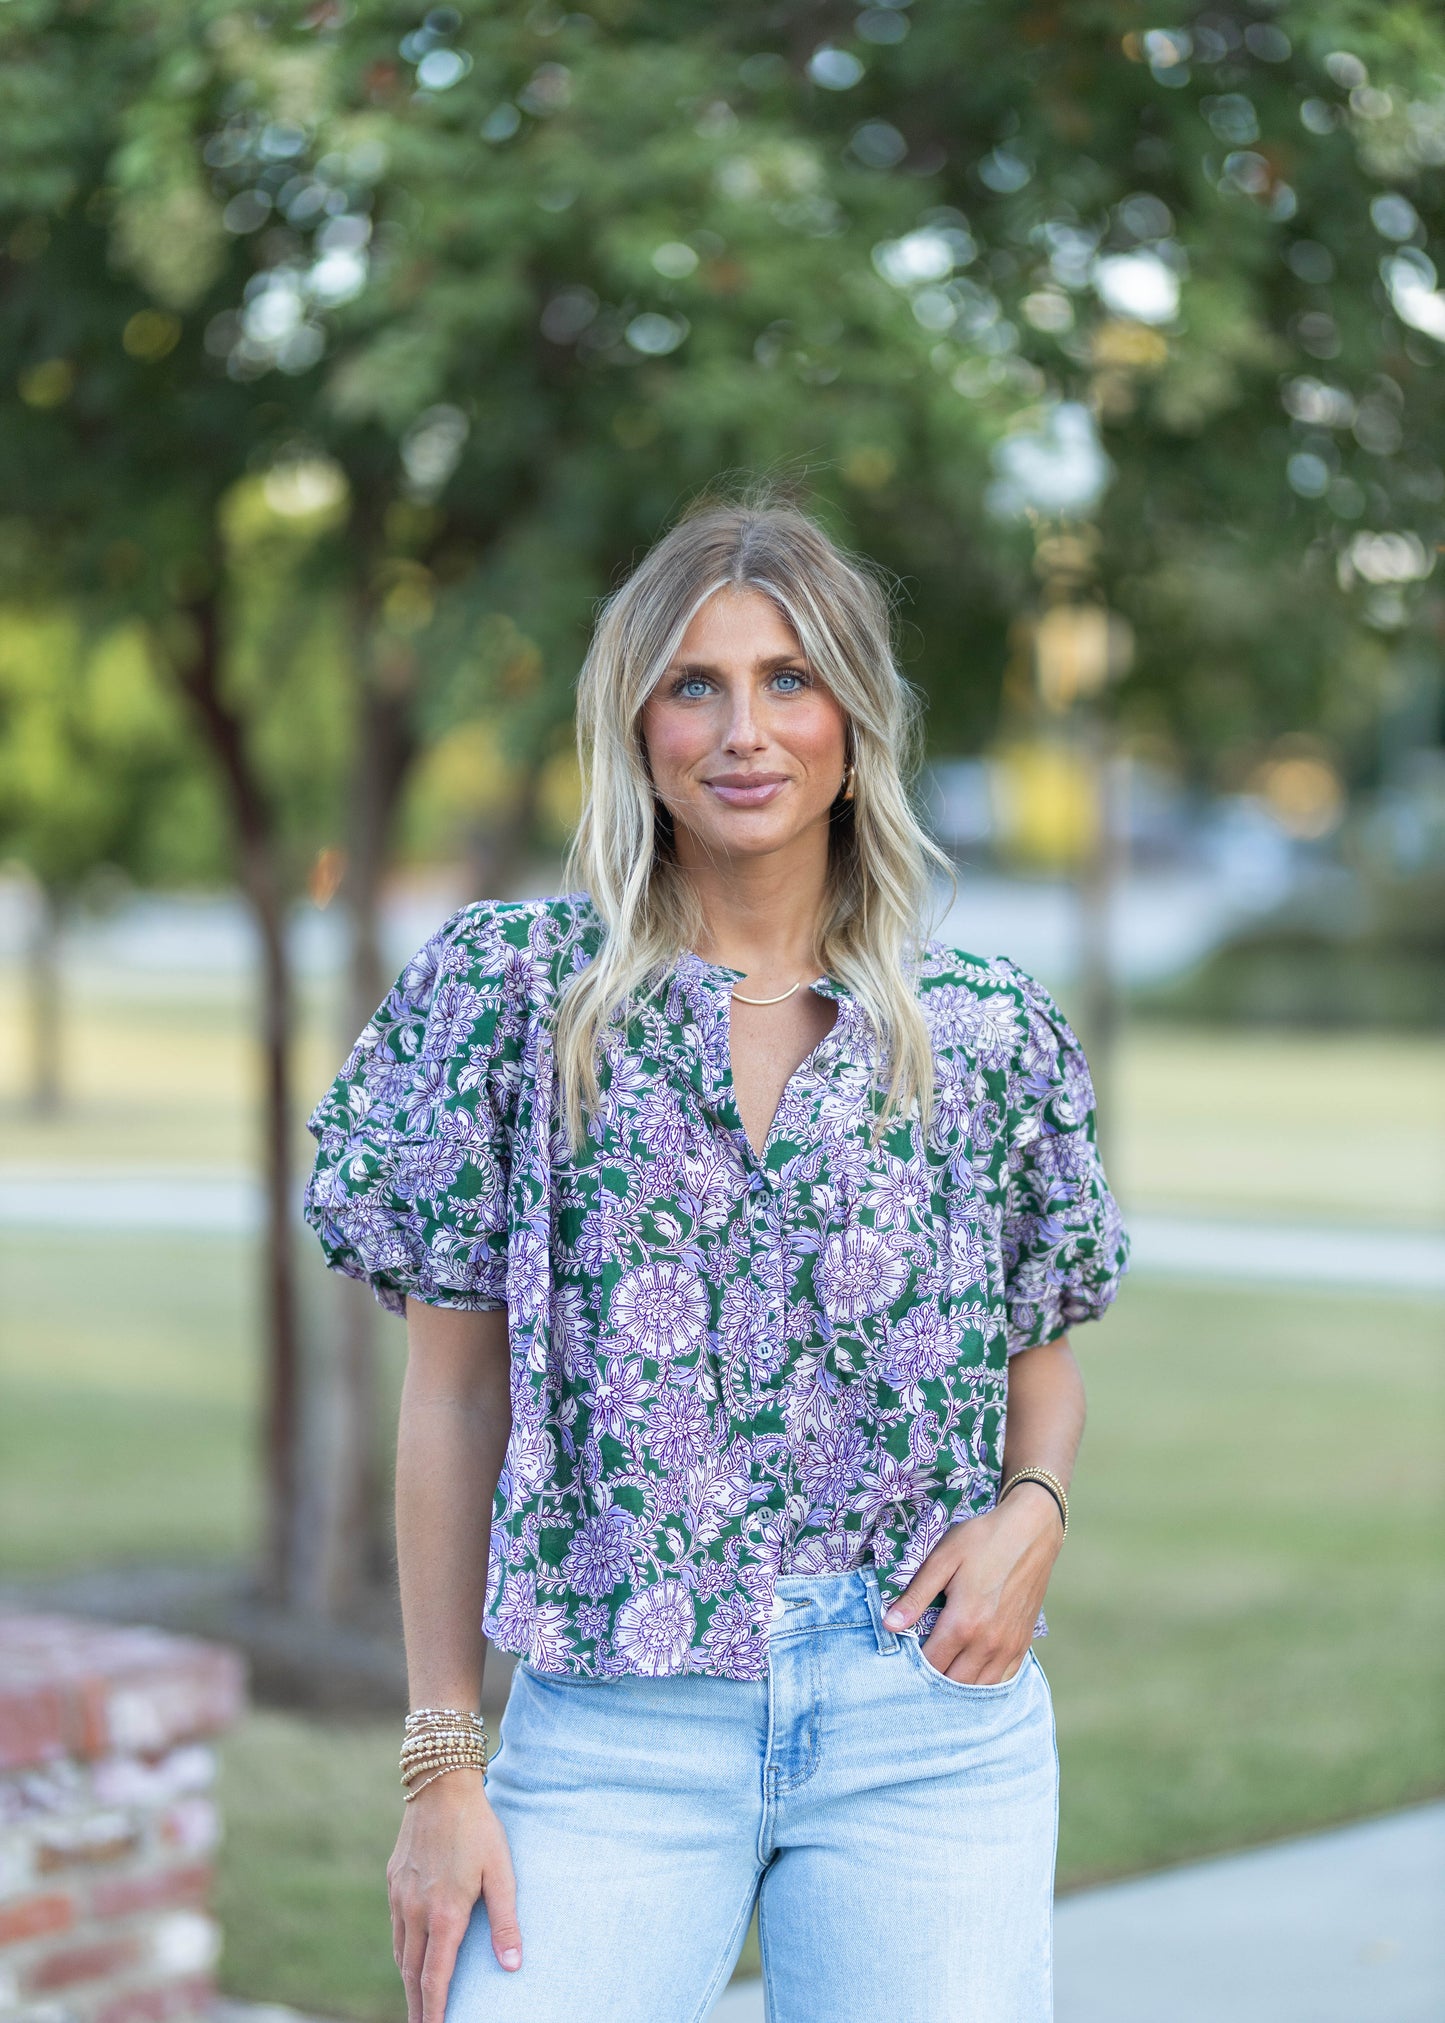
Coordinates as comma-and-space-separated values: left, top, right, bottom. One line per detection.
861, 1566, 899, 1654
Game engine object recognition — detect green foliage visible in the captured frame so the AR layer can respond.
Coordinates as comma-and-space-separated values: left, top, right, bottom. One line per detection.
0, 611, 226, 889
214, 476, 355, 883
1131, 863, 1445, 1028
0, 0, 1441, 886
775, 0, 1445, 764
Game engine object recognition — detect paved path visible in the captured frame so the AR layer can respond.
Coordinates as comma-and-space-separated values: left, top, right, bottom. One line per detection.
0, 1169, 263, 1234
707, 1802, 1445, 2021
1120, 1212, 1445, 1293
2, 1168, 1441, 1293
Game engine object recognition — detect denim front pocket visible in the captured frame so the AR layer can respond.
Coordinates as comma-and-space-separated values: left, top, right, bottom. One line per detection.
901, 1631, 1033, 1695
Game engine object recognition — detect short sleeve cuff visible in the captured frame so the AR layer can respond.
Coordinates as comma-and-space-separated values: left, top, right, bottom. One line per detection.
301, 902, 518, 1318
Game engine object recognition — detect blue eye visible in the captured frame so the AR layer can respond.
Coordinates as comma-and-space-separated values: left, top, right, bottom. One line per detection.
665, 668, 810, 699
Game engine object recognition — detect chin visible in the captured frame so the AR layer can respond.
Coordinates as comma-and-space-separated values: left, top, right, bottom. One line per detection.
682, 820, 806, 862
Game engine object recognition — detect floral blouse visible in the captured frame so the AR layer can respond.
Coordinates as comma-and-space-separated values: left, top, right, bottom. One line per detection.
303, 890, 1130, 1680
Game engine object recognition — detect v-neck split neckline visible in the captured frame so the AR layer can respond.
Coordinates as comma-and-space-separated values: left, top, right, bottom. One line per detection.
672, 946, 854, 1167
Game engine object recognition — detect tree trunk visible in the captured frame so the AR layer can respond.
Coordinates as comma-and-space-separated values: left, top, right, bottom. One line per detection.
173, 590, 304, 1605
254, 850, 303, 1604
28, 880, 63, 1115
314, 665, 418, 1617
1075, 715, 1128, 1167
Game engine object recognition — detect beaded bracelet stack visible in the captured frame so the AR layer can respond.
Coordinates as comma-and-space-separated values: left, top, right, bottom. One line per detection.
399, 1708, 489, 1802
999, 1466, 1070, 1538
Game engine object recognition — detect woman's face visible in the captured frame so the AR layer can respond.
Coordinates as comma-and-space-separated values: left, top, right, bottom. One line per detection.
639, 587, 850, 867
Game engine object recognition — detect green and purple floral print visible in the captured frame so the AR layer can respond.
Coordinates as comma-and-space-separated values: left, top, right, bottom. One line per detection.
303, 891, 1129, 1679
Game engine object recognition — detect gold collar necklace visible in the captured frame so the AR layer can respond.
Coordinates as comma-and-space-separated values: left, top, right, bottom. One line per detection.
729, 977, 811, 1005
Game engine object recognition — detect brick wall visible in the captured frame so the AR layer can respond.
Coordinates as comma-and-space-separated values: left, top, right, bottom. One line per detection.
0, 1616, 247, 2023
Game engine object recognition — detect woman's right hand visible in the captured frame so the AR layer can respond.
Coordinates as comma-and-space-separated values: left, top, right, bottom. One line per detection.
387, 1768, 522, 2023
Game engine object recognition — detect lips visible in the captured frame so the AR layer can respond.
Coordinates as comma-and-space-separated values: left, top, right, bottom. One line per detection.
703, 776, 789, 807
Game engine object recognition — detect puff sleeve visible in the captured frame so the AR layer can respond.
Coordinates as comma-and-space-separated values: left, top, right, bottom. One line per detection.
302, 901, 522, 1316
994, 960, 1130, 1355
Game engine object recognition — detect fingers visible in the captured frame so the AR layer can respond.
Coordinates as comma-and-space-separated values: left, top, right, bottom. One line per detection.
395, 1899, 473, 2023
887, 1513, 1041, 1682
921, 1605, 1022, 1684
882, 1534, 961, 1631
399, 1916, 426, 2023
920, 1603, 975, 1677
419, 1909, 468, 2023
483, 1834, 523, 1973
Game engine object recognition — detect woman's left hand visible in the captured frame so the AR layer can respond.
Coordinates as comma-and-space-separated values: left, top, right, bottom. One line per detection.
881, 1483, 1064, 1684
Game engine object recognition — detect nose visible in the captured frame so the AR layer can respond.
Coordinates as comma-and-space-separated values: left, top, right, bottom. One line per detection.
722, 692, 766, 753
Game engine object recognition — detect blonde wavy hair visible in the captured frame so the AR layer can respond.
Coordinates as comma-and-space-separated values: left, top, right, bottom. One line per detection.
554, 478, 957, 1158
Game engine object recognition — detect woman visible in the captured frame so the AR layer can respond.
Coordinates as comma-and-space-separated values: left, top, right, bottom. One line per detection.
303, 488, 1130, 2023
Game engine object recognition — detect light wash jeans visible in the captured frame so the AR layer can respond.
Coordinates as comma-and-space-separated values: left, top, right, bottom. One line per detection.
445, 1567, 1058, 2023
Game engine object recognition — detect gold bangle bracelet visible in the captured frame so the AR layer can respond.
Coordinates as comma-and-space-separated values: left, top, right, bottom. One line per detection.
401, 1768, 485, 1788
400, 1745, 488, 1767
399, 1708, 489, 1794
1000, 1466, 1069, 1538
402, 1763, 485, 1802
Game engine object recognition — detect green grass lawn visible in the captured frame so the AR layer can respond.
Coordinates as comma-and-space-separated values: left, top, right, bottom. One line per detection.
1047, 1277, 1445, 1881
4, 1232, 1441, 2017
215, 1713, 404, 2023
0, 1231, 260, 1570
0, 979, 350, 1174
1110, 1022, 1445, 1230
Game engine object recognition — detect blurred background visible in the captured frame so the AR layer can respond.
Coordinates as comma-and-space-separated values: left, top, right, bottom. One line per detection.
1, 1, 1442, 2018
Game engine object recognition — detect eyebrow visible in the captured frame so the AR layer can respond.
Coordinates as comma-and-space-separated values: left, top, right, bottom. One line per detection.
664, 652, 810, 675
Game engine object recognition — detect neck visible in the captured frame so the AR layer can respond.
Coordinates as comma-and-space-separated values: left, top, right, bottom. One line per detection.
674, 845, 830, 984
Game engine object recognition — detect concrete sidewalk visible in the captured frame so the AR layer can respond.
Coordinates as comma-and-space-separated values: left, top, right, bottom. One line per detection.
708, 1801, 1445, 2020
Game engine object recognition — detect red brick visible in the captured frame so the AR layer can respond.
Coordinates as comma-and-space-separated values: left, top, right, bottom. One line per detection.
0, 1893, 75, 1945
0, 1617, 246, 1768
28, 1933, 141, 1989
81, 1651, 247, 1759
35, 1819, 142, 1872
96, 1989, 169, 2023
90, 1864, 213, 1920
95, 1972, 215, 2023
0, 1684, 67, 1774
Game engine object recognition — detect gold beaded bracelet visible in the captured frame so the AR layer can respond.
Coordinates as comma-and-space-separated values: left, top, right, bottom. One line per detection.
399, 1708, 489, 1801
1000, 1466, 1070, 1538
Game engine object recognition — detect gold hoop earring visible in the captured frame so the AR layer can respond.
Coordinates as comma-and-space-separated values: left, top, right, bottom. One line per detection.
842, 762, 855, 802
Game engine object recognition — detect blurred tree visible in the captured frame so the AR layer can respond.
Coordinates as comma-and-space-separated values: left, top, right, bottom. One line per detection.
2, 5, 330, 1609
737, 0, 1445, 768
3, 0, 1441, 1612
717, 0, 1444, 1074
0, 613, 224, 1110
0, 0, 975, 1613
